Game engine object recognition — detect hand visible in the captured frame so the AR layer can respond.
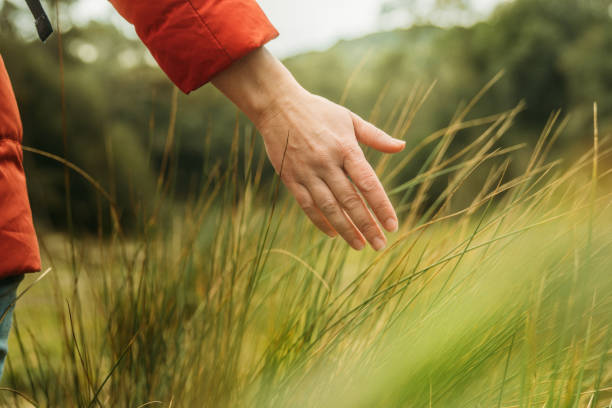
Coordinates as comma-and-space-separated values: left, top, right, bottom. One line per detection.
211, 47, 405, 251
257, 90, 404, 251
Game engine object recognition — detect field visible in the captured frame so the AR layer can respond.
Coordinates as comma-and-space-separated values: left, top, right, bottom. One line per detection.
2, 81, 612, 407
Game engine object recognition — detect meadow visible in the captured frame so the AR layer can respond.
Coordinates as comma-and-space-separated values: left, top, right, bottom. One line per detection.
2, 76, 611, 407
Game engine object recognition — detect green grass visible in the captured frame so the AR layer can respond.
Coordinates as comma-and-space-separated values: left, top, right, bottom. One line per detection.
2, 83, 611, 407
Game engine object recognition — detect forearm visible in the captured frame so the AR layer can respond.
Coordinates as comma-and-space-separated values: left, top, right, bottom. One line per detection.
211, 47, 303, 127
211, 46, 403, 251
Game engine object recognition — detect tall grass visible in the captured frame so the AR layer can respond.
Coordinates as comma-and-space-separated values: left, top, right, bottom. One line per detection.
4, 78, 612, 407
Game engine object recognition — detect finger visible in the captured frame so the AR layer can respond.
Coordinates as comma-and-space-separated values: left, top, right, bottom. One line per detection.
344, 150, 399, 232
350, 112, 405, 153
324, 169, 386, 251
288, 183, 338, 238
308, 179, 366, 250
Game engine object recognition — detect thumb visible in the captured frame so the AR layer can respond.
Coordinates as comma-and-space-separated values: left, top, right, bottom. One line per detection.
351, 112, 405, 153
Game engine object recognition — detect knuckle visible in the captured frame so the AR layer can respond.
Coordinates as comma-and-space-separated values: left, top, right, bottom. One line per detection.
300, 200, 314, 212
319, 199, 338, 214
311, 153, 330, 169
292, 188, 313, 210
360, 223, 379, 238
307, 213, 323, 227
342, 194, 362, 210
358, 176, 380, 194
293, 188, 308, 202
342, 143, 361, 159
372, 202, 393, 219
281, 172, 293, 183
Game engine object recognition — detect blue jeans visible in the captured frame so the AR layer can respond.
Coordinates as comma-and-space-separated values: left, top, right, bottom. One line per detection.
0, 275, 23, 380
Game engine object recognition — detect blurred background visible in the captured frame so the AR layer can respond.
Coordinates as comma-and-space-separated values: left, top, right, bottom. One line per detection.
0, 0, 610, 233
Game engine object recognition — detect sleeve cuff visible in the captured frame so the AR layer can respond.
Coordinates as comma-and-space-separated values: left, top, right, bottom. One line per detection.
135, 0, 279, 94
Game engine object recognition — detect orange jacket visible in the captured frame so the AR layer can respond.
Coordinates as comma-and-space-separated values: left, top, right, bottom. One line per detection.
0, 56, 40, 277
110, 0, 278, 93
0, 0, 277, 277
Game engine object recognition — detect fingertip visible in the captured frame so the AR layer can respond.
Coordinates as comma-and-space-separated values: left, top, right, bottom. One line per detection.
326, 230, 339, 238
353, 240, 366, 251
384, 218, 398, 232
372, 237, 386, 252
391, 139, 406, 152
373, 134, 406, 154
318, 222, 338, 238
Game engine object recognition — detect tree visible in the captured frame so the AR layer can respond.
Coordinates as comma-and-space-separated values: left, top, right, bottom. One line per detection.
380, 0, 474, 25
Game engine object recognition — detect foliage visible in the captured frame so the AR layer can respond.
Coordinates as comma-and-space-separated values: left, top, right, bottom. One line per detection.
380, 0, 472, 24
2, 0, 612, 232
1, 1, 610, 405
3, 80, 611, 406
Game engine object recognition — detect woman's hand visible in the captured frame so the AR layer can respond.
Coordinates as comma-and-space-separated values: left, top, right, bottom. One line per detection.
257, 90, 404, 251
212, 47, 405, 251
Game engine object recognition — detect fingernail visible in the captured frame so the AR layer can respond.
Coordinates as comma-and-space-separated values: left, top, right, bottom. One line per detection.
353, 240, 365, 251
372, 237, 386, 252
385, 218, 398, 232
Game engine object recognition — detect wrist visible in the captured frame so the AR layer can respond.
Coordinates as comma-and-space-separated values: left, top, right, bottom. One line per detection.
211, 47, 305, 128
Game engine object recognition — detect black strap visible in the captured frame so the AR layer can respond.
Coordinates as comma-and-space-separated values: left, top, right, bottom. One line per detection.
24, 0, 53, 42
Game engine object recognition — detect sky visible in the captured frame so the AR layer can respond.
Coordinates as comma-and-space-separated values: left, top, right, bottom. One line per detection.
256, 0, 507, 56
37, 0, 506, 57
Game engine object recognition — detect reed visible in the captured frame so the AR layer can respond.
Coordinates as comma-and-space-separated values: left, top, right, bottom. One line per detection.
3, 77, 611, 407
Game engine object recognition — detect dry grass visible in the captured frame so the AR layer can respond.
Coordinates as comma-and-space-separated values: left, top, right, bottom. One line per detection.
2, 80, 611, 407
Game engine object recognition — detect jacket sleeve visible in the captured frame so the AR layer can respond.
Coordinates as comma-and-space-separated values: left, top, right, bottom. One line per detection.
109, 0, 279, 94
